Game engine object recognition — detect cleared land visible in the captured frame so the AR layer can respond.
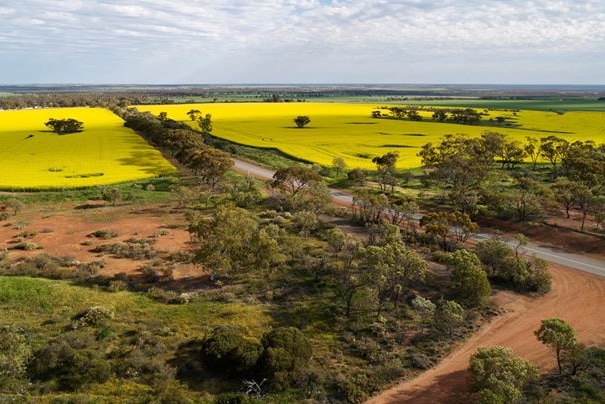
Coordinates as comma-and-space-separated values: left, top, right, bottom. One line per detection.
140, 103, 605, 170
0, 107, 175, 190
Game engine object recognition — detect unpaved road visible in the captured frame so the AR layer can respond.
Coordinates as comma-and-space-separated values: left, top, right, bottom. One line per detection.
233, 157, 605, 403
367, 264, 605, 403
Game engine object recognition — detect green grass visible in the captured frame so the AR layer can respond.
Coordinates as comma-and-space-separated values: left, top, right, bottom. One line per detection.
0, 275, 270, 349
399, 98, 605, 112
0, 175, 179, 205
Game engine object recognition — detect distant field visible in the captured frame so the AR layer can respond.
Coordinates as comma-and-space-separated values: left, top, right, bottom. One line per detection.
140, 103, 605, 170
399, 98, 605, 112
0, 107, 175, 190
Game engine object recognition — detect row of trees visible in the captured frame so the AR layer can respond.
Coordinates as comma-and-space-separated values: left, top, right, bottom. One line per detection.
372, 106, 485, 125
120, 108, 233, 189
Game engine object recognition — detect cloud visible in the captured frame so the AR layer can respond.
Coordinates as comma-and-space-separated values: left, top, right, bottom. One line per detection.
0, 0, 604, 83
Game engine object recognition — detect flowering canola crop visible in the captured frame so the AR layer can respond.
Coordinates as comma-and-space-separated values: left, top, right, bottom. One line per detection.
141, 103, 605, 170
0, 107, 175, 190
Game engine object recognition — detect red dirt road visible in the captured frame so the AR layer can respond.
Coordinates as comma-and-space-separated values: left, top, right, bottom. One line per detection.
367, 264, 605, 403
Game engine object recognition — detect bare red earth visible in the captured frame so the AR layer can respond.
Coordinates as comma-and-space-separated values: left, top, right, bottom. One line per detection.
0, 203, 197, 278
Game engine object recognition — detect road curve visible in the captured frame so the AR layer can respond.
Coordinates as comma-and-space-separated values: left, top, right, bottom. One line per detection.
232, 157, 605, 403
232, 157, 605, 277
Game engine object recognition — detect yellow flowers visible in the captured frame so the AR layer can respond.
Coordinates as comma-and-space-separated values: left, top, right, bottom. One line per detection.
0, 107, 175, 190
140, 103, 605, 170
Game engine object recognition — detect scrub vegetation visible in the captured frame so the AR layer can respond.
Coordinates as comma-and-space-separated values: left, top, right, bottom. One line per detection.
0, 86, 603, 402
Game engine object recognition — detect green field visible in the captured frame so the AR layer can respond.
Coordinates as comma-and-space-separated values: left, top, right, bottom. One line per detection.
399, 98, 605, 112
0, 107, 176, 190
140, 103, 605, 170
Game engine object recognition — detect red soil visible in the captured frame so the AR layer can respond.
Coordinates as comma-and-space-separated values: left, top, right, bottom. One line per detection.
0, 202, 197, 279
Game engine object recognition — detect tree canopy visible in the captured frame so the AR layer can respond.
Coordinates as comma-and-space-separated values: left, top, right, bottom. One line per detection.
469, 345, 538, 403
447, 249, 491, 307
293, 115, 311, 128
45, 118, 84, 134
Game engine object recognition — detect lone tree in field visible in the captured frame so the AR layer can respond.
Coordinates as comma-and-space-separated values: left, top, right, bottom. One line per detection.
45, 118, 84, 135
294, 115, 311, 128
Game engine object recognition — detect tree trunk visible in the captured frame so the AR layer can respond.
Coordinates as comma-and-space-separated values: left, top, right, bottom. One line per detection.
581, 204, 588, 232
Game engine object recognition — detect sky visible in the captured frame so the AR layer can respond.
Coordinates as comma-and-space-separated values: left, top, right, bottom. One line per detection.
1, 0, 604, 85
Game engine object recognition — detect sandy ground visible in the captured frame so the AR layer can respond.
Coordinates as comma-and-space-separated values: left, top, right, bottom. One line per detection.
0, 202, 197, 278
367, 263, 605, 403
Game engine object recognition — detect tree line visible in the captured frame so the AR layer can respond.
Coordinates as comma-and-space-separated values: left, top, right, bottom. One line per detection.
117, 107, 233, 189
372, 105, 507, 126
419, 132, 605, 230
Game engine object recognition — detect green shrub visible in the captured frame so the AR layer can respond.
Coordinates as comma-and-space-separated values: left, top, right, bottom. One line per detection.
257, 327, 312, 389
108, 279, 130, 292
93, 240, 157, 259
87, 229, 118, 239
28, 332, 111, 391
475, 238, 551, 295
71, 305, 114, 330
201, 326, 262, 375
5, 254, 72, 279
8, 242, 41, 251
0, 325, 32, 385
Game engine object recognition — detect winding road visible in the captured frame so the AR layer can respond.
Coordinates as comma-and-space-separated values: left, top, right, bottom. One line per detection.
233, 157, 605, 403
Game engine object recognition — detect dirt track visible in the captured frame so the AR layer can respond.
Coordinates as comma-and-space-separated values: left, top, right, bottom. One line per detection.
367, 264, 605, 403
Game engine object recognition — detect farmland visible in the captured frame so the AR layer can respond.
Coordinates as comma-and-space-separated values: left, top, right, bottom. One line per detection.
0, 86, 603, 402
140, 103, 605, 169
0, 107, 176, 190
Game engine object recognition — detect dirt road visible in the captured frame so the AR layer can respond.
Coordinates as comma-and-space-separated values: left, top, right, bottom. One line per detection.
367, 264, 605, 403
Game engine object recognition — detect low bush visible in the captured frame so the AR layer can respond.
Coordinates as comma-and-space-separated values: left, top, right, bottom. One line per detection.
201, 325, 262, 375
0, 325, 32, 385
93, 240, 157, 259
71, 306, 114, 330
4, 254, 72, 279
87, 229, 118, 239
28, 332, 111, 391
8, 242, 41, 251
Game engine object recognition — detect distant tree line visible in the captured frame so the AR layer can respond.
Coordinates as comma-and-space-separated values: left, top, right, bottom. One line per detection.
372, 105, 515, 127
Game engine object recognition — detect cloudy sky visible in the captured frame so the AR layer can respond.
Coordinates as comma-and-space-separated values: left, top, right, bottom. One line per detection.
1, 0, 604, 84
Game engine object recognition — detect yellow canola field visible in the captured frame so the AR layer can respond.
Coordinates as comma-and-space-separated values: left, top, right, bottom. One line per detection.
140, 103, 605, 170
0, 107, 175, 190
